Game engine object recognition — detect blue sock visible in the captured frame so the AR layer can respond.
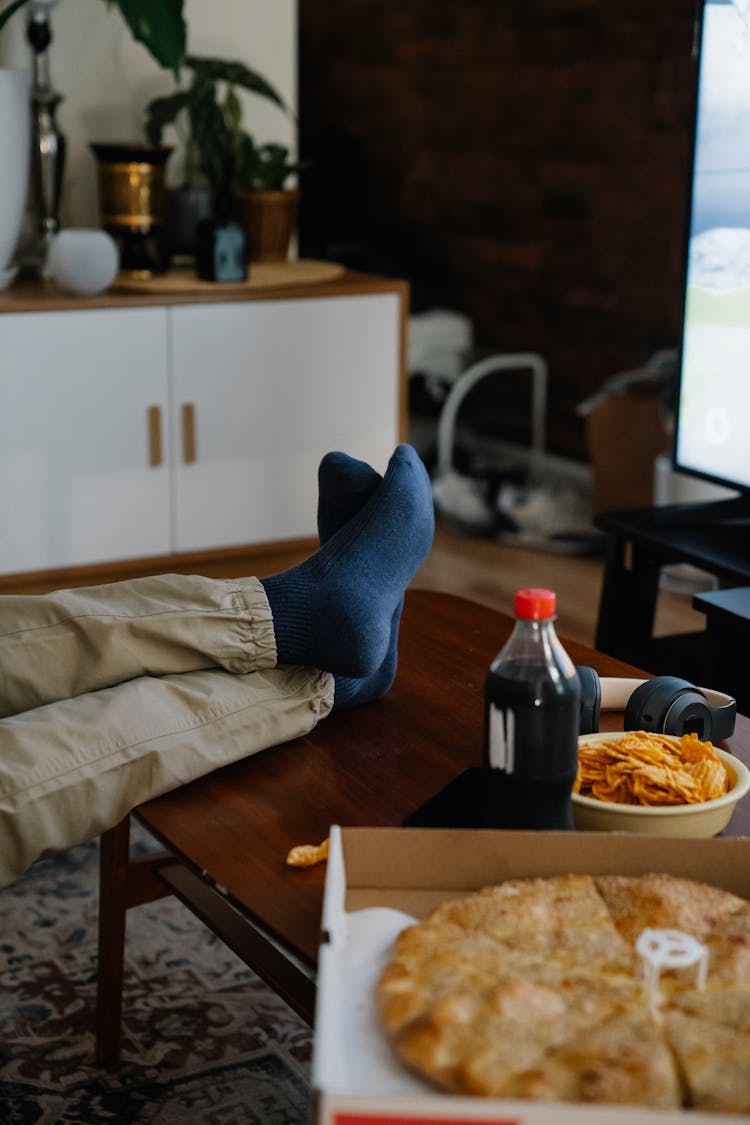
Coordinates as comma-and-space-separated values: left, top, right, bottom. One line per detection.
261, 444, 433, 678
316, 450, 381, 543
317, 451, 404, 709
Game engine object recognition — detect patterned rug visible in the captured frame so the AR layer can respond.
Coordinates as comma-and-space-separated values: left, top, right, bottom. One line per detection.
0, 826, 313, 1123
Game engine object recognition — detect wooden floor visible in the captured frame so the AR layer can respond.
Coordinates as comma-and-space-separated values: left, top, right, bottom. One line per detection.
412, 524, 706, 649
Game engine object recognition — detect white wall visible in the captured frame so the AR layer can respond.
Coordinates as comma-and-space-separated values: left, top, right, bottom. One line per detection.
0, 0, 297, 228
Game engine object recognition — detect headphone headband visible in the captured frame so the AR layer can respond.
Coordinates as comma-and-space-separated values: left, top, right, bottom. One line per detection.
577, 669, 737, 743
598, 678, 735, 714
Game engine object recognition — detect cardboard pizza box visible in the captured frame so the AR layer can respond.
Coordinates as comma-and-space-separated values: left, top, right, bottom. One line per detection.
313, 825, 750, 1125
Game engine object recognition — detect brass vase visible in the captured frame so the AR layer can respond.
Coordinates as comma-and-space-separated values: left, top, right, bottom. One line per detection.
90, 143, 172, 277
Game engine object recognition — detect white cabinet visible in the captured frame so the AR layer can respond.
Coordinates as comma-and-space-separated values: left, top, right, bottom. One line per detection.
170, 294, 401, 552
0, 308, 171, 574
0, 281, 404, 577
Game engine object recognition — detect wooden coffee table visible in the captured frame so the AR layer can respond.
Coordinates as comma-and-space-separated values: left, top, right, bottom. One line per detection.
96, 589, 750, 1065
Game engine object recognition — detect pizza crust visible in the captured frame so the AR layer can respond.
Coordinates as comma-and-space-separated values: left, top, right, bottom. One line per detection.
376, 873, 750, 1112
500, 1011, 682, 1109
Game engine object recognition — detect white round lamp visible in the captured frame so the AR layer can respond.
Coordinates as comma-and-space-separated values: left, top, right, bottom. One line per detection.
46, 229, 119, 295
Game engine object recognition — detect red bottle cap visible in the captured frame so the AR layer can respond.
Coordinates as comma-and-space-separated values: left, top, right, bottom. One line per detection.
514, 588, 556, 620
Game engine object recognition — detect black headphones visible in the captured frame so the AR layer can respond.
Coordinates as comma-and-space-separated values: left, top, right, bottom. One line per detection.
576, 667, 737, 743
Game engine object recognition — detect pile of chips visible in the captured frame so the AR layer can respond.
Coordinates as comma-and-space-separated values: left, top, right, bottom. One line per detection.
574, 731, 731, 806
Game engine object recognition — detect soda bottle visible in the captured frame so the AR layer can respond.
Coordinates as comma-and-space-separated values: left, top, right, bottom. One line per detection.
483, 587, 581, 830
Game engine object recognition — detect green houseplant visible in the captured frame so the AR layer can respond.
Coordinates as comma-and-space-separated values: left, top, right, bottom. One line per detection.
234, 139, 303, 194
145, 55, 303, 261
145, 55, 290, 193
231, 132, 308, 263
232, 138, 304, 263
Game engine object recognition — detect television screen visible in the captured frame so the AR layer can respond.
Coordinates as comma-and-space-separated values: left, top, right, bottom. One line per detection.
673, 0, 750, 495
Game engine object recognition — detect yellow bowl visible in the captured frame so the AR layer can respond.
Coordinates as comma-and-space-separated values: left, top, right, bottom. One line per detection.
572, 732, 750, 837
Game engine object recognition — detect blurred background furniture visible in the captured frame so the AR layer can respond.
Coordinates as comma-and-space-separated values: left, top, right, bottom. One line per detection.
693, 587, 750, 715
0, 270, 406, 587
594, 508, 750, 699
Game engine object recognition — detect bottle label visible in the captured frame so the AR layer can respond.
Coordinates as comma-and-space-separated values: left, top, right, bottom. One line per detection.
488, 702, 515, 773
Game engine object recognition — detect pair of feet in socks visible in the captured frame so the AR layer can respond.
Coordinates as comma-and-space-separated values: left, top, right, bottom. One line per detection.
260, 444, 434, 709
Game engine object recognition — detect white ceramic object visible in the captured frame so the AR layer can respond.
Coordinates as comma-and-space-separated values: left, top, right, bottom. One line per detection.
46, 229, 120, 295
572, 732, 750, 837
0, 68, 31, 278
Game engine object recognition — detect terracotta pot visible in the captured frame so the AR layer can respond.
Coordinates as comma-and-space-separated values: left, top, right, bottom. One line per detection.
234, 189, 300, 262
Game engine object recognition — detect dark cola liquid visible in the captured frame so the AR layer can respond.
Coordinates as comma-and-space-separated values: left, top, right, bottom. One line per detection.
483, 661, 580, 830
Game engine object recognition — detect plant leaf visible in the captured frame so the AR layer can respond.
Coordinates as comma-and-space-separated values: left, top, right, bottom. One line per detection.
110, 0, 186, 73
189, 72, 233, 192
232, 132, 257, 192
232, 140, 307, 192
223, 87, 243, 135
144, 90, 190, 145
0, 0, 30, 35
187, 54, 289, 114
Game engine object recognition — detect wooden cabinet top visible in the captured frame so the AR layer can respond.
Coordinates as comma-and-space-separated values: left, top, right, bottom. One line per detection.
0, 263, 408, 315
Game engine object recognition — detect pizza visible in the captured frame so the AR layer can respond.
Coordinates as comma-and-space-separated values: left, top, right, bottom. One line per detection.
376, 873, 750, 1112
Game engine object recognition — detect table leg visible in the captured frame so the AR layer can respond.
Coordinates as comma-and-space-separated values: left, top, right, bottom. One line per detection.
595, 535, 661, 664
96, 817, 175, 1067
699, 613, 745, 714
96, 817, 131, 1068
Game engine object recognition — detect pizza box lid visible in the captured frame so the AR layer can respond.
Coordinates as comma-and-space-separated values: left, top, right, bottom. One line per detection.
312, 825, 750, 1125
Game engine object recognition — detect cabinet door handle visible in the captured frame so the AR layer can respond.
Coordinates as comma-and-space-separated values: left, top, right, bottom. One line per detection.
182, 402, 197, 463
147, 404, 163, 467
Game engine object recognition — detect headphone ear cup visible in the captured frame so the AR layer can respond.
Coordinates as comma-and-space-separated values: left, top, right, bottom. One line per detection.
624, 676, 699, 733
576, 665, 601, 735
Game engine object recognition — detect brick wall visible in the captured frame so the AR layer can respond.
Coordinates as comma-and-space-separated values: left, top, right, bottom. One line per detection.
298, 0, 697, 459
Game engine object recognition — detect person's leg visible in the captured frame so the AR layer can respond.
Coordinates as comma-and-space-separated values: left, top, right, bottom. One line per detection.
0, 662, 334, 889
317, 451, 405, 709
0, 444, 432, 717
261, 443, 433, 678
0, 444, 431, 718
0, 573, 276, 720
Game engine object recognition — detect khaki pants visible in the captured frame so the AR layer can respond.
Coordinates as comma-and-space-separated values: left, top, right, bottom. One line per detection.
0, 574, 334, 888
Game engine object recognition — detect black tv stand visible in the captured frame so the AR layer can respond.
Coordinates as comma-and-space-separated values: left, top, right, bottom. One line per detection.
593, 504, 750, 705
640, 493, 750, 529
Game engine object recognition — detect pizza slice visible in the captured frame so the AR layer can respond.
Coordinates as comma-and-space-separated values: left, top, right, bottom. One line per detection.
594, 873, 748, 947
663, 991, 750, 1114
378, 924, 512, 1033
391, 976, 570, 1096
428, 874, 632, 967
702, 906, 750, 989
499, 1010, 682, 1109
